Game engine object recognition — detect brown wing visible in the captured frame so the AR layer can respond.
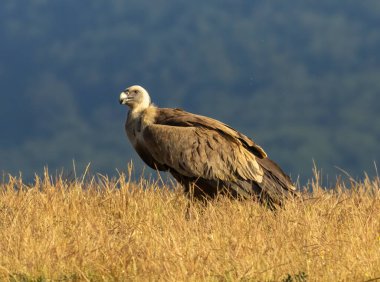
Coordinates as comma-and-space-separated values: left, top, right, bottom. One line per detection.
142, 122, 264, 183
154, 108, 268, 159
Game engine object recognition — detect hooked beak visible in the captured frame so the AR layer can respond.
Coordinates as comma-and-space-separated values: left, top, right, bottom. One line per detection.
119, 91, 129, 105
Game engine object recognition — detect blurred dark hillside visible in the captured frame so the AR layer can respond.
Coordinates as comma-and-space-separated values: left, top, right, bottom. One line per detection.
0, 1, 379, 183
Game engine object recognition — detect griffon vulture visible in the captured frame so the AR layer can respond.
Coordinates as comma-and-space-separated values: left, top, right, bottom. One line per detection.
119, 85, 297, 206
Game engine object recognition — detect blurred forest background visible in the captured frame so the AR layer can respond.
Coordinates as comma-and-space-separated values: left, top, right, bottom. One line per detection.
0, 1, 379, 184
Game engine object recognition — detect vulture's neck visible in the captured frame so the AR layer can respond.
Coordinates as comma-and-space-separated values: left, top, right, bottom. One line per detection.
129, 105, 157, 126
131, 98, 150, 114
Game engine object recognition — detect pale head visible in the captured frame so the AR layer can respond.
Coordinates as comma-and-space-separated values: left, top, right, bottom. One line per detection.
119, 85, 151, 113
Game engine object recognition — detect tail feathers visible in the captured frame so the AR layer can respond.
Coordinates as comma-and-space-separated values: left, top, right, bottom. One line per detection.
257, 158, 295, 188
257, 169, 297, 207
226, 176, 296, 208
190, 166, 297, 206
171, 158, 298, 207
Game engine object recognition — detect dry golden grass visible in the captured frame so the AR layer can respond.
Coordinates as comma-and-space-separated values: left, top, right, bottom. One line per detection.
0, 167, 379, 281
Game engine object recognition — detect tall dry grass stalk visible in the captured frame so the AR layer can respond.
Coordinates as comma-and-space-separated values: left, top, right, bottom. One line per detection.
0, 166, 379, 281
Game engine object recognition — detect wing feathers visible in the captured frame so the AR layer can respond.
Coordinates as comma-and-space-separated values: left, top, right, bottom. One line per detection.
155, 108, 268, 159
142, 124, 264, 183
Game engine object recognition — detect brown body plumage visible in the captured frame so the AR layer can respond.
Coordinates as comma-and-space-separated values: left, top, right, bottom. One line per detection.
120, 85, 297, 206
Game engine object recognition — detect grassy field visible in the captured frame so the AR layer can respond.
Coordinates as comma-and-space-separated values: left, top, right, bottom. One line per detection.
0, 167, 379, 281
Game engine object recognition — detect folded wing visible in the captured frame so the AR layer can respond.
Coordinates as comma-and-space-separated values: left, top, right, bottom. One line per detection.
141, 108, 265, 183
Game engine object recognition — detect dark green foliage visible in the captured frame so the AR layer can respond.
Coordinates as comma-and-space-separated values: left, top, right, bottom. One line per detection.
0, 1, 379, 182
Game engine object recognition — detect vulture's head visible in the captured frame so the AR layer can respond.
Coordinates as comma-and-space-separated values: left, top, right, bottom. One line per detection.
119, 85, 151, 112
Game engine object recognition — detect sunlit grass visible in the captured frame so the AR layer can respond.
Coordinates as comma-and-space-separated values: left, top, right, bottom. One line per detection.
0, 166, 379, 281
